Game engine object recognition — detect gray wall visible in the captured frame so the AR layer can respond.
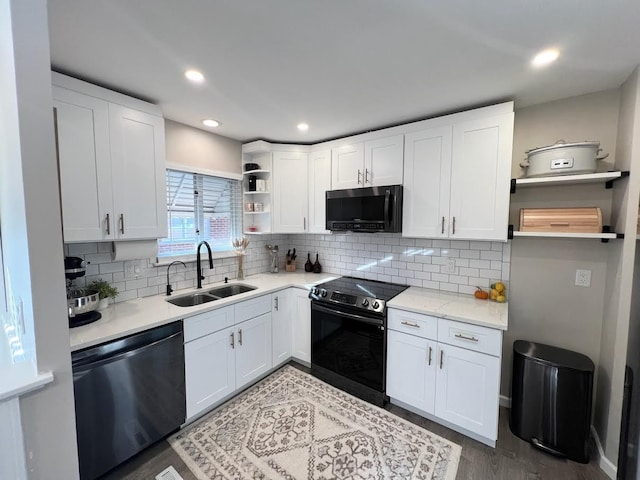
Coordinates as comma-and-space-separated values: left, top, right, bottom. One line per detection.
2, 0, 80, 478
503, 89, 621, 406
165, 119, 242, 175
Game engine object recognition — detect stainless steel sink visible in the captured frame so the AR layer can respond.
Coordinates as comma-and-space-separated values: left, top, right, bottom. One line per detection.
166, 293, 220, 307
207, 283, 257, 298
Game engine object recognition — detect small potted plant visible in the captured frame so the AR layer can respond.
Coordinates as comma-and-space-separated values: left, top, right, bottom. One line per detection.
88, 279, 118, 310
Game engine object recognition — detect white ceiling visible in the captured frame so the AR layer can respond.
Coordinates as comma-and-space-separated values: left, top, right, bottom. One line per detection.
47, 0, 640, 144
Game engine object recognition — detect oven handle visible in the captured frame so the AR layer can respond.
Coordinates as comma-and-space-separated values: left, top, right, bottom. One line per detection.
312, 302, 383, 326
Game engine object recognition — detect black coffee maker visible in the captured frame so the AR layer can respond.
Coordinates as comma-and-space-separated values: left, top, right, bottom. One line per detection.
65, 257, 102, 327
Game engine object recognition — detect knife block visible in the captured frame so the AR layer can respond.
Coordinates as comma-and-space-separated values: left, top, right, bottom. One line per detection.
285, 263, 296, 272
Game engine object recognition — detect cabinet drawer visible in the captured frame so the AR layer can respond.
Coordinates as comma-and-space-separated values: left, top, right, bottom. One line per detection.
184, 305, 234, 343
234, 294, 272, 323
437, 318, 502, 357
388, 309, 437, 340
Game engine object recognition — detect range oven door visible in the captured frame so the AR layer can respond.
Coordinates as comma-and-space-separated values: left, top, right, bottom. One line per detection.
311, 301, 386, 395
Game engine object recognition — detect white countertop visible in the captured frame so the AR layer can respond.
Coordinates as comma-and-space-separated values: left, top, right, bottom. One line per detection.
387, 286, 508, 330
69, 272, 337, 352
69, 273, 507, 352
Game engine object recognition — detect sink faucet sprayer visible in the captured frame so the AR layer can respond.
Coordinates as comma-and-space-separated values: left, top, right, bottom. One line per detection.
165, 261, 187, 296
196, 241, 214, 289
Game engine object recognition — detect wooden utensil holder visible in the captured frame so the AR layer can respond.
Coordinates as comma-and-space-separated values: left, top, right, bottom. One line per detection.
285, 263, 296, 272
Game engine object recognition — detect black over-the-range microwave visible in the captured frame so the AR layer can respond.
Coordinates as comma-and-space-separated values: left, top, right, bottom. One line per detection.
325, 184, 403, 233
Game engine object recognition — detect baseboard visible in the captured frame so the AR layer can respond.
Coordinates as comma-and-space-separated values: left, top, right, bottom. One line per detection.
499, 394, 511, 408
591, 425, 617, 480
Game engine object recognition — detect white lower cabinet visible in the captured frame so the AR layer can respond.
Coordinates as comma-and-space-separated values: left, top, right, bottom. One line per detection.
386, 330, 436, 414
272, 290, 292, 366
185, 326, 236, 420
291, 288, 311, 363
235, 313, 272, 389
434, 343, 500, 441
386, 308, 502, 446
184, 295, 273, 421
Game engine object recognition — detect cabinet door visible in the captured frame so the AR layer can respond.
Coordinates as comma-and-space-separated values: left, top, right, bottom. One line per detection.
235, 312, 273, 389
402, 126, 452, 238
184, 327, 235, 420
53, 87, 113, 242
364, 135, 404, 186
308, 150, 331, 233
291, 289, 311, 363
272, 152, 309, 233
109, 104, 167, 239
272, 290, 292, 366
435, 343, 501, 441
331, 143, 364, 189
387, 330, 437, 414
449, 113, 513, 241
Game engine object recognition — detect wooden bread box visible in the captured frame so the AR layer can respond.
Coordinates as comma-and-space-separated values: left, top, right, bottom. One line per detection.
520, 207, 602, 233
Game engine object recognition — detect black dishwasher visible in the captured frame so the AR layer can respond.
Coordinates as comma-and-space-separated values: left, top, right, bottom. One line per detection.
72, 321, 185, 480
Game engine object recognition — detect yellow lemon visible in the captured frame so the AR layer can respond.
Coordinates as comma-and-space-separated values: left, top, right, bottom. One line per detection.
495, 282, 505, 293
496, 295, 506, 303
490, 289, 498, 299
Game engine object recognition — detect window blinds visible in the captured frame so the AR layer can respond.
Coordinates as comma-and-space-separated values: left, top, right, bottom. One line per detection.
158, 169, 241, 258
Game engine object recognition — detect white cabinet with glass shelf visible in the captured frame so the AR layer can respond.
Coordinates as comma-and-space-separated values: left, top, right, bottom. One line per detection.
509, 170, 628, 241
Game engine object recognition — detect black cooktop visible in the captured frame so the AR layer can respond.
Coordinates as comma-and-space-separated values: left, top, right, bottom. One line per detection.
309, 276, 409, 314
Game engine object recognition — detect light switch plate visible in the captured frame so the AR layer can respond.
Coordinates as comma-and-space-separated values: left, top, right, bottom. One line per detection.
443, 258, 456, 274
575, 269, 591, 287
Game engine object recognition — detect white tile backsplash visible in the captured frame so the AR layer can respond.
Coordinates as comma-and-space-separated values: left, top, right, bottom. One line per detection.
64, 233, 511, 301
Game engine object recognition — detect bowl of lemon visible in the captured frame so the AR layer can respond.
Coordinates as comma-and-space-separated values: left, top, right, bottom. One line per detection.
489, 281, 507, 303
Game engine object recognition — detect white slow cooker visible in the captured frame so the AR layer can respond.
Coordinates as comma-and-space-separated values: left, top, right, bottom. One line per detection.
520, 140, 609, 178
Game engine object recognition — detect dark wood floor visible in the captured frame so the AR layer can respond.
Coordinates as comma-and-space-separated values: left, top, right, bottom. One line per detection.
102, 362, 610, 480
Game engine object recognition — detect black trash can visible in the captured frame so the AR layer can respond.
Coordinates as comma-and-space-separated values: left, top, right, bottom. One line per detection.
510, 340, 594, 463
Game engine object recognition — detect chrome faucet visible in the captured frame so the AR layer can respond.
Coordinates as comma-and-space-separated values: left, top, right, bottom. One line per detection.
196, 241, 214, 289
166, 260, 187, 296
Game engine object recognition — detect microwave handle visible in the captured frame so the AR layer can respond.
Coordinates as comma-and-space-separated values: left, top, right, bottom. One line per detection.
384, 189, 393, 229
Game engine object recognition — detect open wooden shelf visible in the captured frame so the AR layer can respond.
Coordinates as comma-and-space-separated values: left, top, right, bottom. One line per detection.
511, 231, 621, 240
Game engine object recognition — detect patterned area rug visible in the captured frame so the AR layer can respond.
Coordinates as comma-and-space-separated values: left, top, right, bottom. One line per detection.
169, 366, 461, 479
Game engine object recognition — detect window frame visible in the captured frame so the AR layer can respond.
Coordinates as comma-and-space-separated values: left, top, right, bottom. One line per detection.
157, 166, 243, 264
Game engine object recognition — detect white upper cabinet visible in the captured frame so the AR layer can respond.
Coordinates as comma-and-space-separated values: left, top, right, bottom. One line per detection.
52, 74, 167, 242
331, 143, 364, 189
363, 134, 404, 186
308, 149, 331, 233
402, 126, 453, 238
449, 113, 513, 241
331, 135, 403, 190
109, 104, 167, 240
272, 151, 309, 233
53, 87, 113, 242
403, 108, 514, 241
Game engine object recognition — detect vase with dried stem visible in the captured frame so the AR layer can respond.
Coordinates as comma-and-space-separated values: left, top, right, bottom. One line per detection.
232, 237, 250, 280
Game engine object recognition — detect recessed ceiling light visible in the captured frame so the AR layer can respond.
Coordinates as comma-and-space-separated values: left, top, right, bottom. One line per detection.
185, 69, 205, 83
297, 122, 309, 132
202, 119, 220, 128
531, 49, 560, 67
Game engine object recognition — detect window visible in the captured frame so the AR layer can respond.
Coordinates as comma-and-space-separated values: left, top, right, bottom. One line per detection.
158, 169, 242, 259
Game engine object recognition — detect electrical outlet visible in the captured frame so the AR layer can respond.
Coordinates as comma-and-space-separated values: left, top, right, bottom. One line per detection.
575, 269, 591, 287
443, 258, 456, 274
125, 260, 141, 279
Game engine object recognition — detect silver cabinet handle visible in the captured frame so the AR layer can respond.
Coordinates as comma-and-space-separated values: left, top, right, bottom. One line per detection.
238, 328, 243, 346
440, 349, 444, 369
455, 333, 479, 342
119, 213, 125, 234
365, 168, 370, 184
428, 346, 432, 366
303, 217, 306, 230
357, 169, 362, 185
274, 296, 279, 311
230, 332, 235, 349
401, 321, 420, 328
106, 213, 111, 235
452, 216, 456, 235
441, 216, 445, 234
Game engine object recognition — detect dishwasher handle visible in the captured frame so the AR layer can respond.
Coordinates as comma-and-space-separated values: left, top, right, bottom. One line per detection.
73, 331, 182, 371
